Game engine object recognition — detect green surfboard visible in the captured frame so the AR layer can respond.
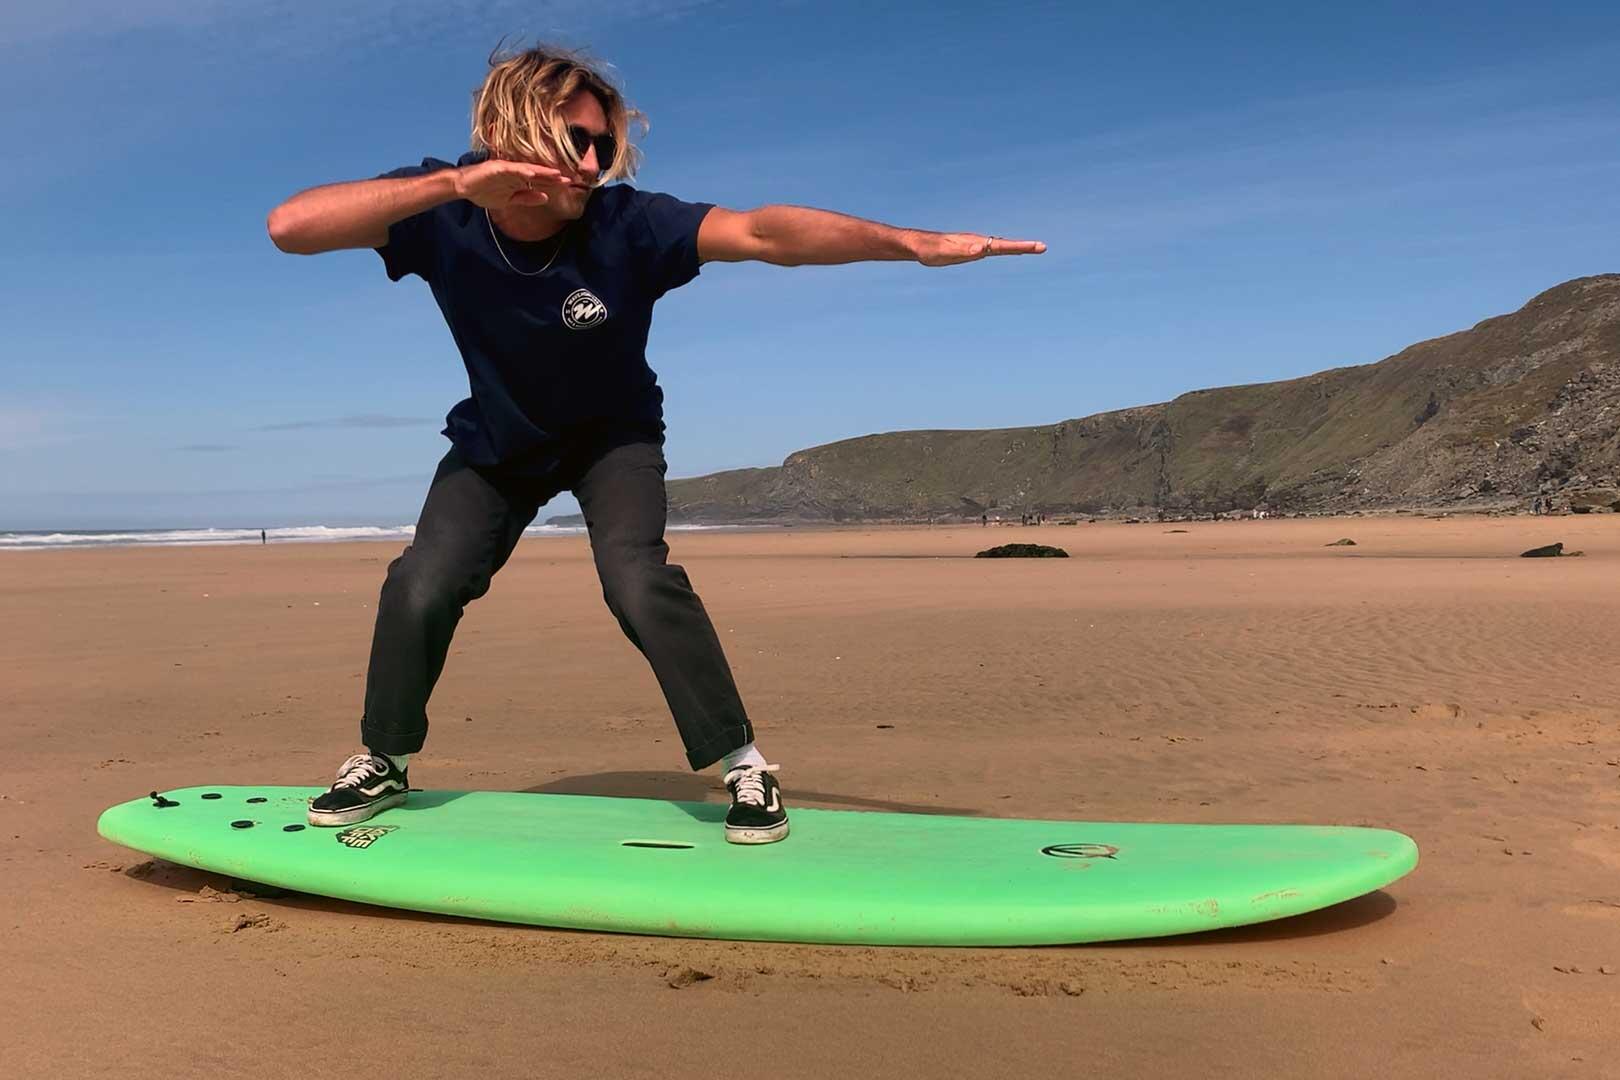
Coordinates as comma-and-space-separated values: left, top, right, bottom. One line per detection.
98, 786, 1417, 946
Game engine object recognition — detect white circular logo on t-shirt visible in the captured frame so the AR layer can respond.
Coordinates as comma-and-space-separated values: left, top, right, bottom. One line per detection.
562, 288, 609, 330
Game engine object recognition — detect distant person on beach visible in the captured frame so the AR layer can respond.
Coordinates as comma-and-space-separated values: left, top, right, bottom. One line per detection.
261, 529, 266, 544
266, 42, 1045, 844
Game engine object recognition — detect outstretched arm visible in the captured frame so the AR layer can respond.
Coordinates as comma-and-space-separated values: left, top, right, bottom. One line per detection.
697, 206, 1045, 267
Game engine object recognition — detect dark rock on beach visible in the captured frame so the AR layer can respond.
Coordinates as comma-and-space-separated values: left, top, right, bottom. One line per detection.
975, 544, 1069, 559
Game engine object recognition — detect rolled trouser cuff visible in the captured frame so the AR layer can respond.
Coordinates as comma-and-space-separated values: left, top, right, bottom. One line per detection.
684, 722, 755, 771
360, 719, 428, 758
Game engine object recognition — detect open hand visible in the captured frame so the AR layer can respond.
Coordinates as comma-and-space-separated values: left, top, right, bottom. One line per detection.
913, 232, 1046, 267
454, 158, 584, 209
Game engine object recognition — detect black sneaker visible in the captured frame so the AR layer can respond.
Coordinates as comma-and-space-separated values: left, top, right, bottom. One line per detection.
307, 753, 409, 827
723, 763, 789, 845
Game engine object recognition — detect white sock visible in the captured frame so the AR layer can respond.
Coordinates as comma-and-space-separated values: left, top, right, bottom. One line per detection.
721, 742, 767, 773
371, 751, 409, 771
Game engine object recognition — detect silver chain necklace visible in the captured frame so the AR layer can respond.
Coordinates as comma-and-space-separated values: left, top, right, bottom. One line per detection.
486, 208, 565, 276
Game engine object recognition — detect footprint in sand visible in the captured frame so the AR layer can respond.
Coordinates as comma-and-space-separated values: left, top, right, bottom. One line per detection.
1561, 900, 1620, 923
1570, 834, 1620, 872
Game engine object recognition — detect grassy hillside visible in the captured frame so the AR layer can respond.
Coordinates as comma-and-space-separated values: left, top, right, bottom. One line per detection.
555, 275, 1620, 522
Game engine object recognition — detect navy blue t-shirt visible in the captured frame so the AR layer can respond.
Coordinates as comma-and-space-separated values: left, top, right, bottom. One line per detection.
375, 151, 714, 474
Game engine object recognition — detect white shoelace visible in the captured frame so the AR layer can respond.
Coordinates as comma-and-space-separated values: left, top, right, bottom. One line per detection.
723, 763, 780, 807
332, 753, 388, 790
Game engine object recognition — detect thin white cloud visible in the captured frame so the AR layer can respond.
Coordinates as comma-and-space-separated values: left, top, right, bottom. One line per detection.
0, 407, 53, 451
9, 472, 430, 499
0, 0, 235, 44
669, 41, 1620, 256
0, 404, 100, 451
254, 415, 432, 432
0, 0, 720, 49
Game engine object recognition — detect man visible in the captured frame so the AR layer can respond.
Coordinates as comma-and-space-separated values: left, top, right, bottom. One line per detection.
266, 43, 1044, 845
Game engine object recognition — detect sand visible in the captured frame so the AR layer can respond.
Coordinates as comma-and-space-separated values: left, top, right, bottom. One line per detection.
4, 515, 1618, 1078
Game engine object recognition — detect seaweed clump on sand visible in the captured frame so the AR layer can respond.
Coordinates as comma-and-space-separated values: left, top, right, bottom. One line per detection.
975, 543, 1069, 559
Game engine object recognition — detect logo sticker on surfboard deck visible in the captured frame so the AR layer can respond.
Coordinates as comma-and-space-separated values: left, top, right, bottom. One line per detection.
336, 825, 397, 849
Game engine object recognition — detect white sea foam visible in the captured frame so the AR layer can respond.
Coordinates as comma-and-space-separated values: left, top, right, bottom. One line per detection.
0, 522, 743, 550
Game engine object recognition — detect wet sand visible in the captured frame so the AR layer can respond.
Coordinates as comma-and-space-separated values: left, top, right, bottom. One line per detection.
4, 515, 1618, 1078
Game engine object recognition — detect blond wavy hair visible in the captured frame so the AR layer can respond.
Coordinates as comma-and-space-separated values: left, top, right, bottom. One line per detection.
470, 41, 645, 184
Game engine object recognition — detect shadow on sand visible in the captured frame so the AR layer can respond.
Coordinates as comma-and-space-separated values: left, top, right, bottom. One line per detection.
523, 769, 984, 818
122, 863, 1399, 945
1093, 888, 1400, 947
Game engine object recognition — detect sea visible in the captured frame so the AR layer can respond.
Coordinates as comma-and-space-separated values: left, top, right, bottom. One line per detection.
0, 522, 746, 551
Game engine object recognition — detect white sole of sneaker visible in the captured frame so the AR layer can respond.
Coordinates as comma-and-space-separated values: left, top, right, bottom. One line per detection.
306, 791, 407, 828
725, 818, 790, 845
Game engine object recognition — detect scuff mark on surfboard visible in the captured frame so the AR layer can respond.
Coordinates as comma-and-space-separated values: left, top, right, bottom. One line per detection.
1147, 900, 1219, 918
1250, 889, 1301, 906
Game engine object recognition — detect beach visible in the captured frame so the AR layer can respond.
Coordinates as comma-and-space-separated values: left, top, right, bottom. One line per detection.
5, 515, 1618, 1078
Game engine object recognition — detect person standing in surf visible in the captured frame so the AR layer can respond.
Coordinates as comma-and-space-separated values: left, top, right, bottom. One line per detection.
265, 42, 1045, 844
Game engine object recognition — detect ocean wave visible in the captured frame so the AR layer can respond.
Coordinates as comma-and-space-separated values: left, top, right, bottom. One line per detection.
0, 521, 742, 550
0, 525, 417, 549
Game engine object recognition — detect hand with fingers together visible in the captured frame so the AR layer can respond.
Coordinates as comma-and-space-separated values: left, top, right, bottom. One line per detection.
452, 157, 586, 210
911, 232, 1047, 267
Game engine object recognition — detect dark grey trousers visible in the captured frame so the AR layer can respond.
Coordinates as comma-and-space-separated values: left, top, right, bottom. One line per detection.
359, 439, 753, 770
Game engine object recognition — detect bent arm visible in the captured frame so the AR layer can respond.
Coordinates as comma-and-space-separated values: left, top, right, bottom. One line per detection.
266, 170, 460, 255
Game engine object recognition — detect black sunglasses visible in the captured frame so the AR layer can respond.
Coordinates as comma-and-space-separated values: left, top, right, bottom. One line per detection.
566, 125, 617, 171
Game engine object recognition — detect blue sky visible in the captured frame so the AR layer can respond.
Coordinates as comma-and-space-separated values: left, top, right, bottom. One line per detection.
2, 1, 1617, 529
